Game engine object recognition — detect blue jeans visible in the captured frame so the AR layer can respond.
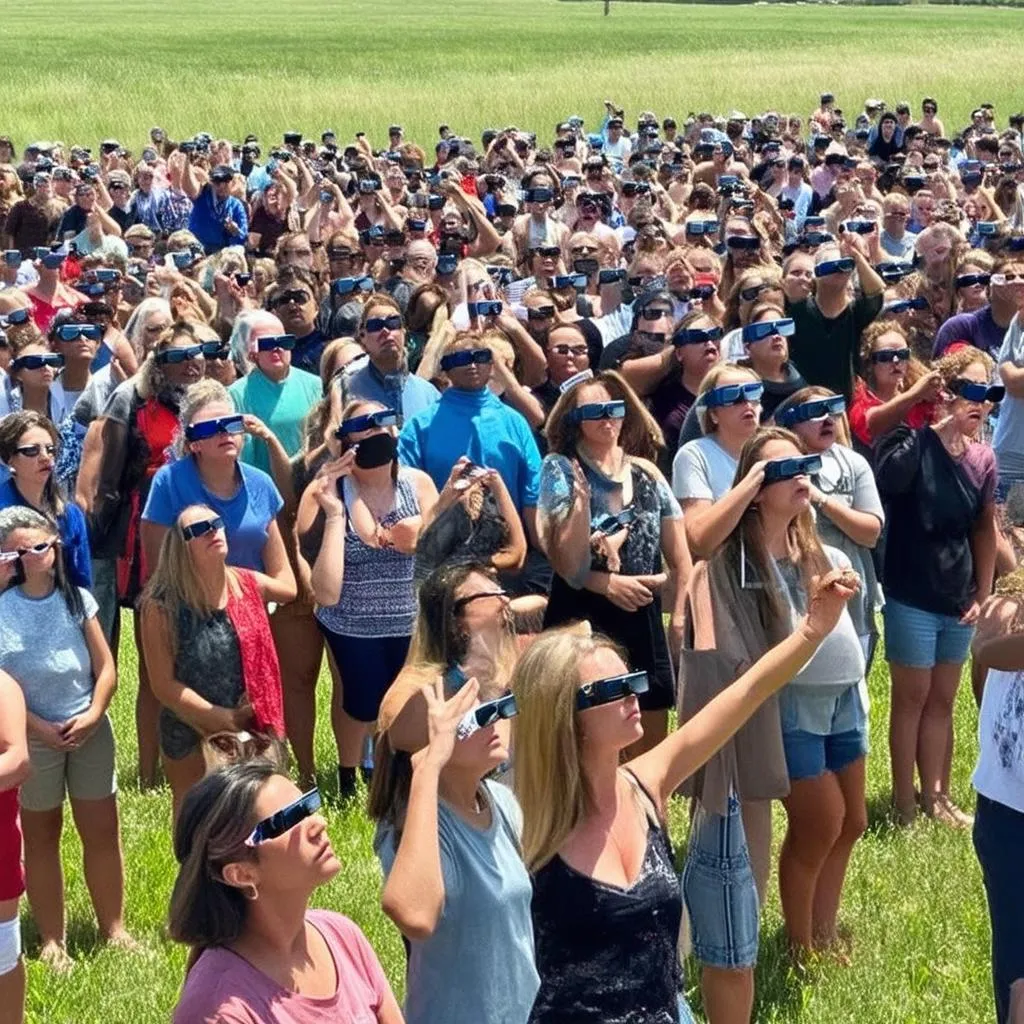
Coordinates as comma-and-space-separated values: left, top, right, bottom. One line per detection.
974, 794, 1024, 1023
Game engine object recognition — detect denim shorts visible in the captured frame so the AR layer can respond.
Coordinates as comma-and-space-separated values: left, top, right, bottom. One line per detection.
681, 794, 759, 969
781, 686, 869, 781
883, 596, 974, 669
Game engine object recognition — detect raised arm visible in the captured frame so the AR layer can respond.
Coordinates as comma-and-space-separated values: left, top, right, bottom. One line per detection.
681, 460, 765, 560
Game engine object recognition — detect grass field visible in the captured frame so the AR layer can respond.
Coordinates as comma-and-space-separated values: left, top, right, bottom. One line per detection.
0, 0, 1023, 154
20, 611, 992, 1024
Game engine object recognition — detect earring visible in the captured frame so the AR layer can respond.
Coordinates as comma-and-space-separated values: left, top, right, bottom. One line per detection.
243, 883, 259, 902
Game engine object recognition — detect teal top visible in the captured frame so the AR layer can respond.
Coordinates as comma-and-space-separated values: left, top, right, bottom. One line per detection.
229, 366, 322, 473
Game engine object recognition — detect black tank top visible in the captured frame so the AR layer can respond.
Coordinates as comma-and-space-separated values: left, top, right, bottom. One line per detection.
528, 772, 682, 1023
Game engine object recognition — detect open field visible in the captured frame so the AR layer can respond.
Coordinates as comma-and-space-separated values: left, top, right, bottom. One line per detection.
0, 0, 1023, 152
21, 612, 992, 1024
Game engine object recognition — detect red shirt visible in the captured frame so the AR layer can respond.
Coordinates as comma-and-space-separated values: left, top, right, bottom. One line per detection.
848, 378, 934, 447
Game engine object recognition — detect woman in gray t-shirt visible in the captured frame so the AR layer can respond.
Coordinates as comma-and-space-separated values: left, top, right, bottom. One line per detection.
0, 506, 129, 971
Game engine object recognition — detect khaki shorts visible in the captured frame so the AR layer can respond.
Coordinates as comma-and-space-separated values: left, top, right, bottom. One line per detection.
20, 714, 117, 813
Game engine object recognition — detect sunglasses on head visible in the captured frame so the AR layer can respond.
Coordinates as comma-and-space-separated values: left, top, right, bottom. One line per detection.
570, 399, 626, 423
15, 442, 57, 458
245, 787, 322, 847
270, 289, 310, 308
0, 308, 30, 327
527, 306, 555, 320
951, 379, 1005, 403
456, 694, 518, 741
256, 334, 296, 352
184, 415, 245, 441
725, 235, 761, 251
701, 381, 764, 408
336, 409, 399, 436
762, 454, 823, 485
742, 318, 795, 344
673, 325, 723, 346
870, 347, 911, 364
814, 258, 855, 278
12, 353, 63, 371
776, 396, 846, 427
157, 344, 204, 365
576, 670, 649, 711
884, 297, 928, 314
365, 315, 403, 333
439, 348, 493, 371
180, 515, 224, 541
452, 588, 508, 612
955, 273, 991, 289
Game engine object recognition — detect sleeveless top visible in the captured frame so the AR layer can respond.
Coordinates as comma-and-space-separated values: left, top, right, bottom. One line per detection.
315, 468, 420, 638
528, 772, 683, 1023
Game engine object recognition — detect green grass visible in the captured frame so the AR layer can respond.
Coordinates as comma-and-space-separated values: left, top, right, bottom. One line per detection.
0, 0, 1023, 154
22, 610, 992, 1024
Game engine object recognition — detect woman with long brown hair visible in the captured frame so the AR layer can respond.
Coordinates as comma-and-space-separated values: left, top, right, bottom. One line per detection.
538, 369, 691, 752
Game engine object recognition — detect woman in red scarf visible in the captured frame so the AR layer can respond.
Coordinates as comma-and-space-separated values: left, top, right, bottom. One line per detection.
139, 504, 285, 825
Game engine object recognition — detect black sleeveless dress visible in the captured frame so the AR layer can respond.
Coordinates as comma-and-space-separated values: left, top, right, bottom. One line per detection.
528, 773, 683, 1023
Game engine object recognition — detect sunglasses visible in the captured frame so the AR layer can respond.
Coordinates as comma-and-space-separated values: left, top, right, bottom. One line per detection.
256, 334, 296, 352
871, 347, 912, 364
270, 289, 310, 308
876, 262, 911, 282
527, 306, 555, 320
955, 273, 991, 289
951, 379, 1005, 403
530, 246, 562, 259
201, 341, 232, 360
439, 348, 493, 371
336, 409, 399, 436
725, 236, 761, 251
184, 414, 246, 441
673, 326, 723, 347
800, 232, 835, 247
742, 318, 795, 344
884, 298, 929, 314
550, 343, 589, 357
576, 670, 649, 711
180, 515, 224, 541
12, 353, 64, 371
0, 308, 30, 327
639, 308, 670, 322
331, 276, 374, 296
701, 381, 764, 408
156, 344, 204, 365
54, 322, 103, 343
593, 506, 637, 537
244, 787, 322, 847
365, 315, 403, 333
456, 694, 518, 741
776, 396, 846, 427
991, 273, 1024, 286
570, 400, 626, 423
689, 284, 716, 300
15, 539, 55, 558
15, 443, 57, 458
814, 258, 855, 278
452, 588, 509, 611
762, 454, 823, 485
685, 222, 716, 236
739, 282, 771, 302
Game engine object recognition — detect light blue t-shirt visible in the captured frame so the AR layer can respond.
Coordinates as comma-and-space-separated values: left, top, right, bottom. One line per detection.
993, 314, 1024, 477
229, 365, 322, 473
671, 435, 739, 502
374, 780, 539, 1024
0, 586, 98, 722
338, 361, 440, 426
141, 457, 283, 571
398, 387, 542, 511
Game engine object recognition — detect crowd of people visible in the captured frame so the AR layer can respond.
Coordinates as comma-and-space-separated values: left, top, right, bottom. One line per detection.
1, 90, 1024, 1023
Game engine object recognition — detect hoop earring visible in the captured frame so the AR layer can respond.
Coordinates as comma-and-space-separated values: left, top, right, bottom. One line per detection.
244, 883, 259, 902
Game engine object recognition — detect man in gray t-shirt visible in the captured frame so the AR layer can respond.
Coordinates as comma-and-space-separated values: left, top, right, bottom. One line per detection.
994, 314, 1024, 495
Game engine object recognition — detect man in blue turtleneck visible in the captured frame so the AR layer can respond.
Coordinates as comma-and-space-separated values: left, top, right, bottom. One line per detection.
397, 336, 541, 536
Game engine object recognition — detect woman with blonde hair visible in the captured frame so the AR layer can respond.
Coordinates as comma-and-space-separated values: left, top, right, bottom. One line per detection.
140, 504, 286, 822
513, 566, 857, 1023
877, 344, 1000, 826
538, 369, 691, 751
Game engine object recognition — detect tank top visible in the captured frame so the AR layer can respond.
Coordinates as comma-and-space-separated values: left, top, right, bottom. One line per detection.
528, 771, 683, 1023
315, 468, 419, 638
